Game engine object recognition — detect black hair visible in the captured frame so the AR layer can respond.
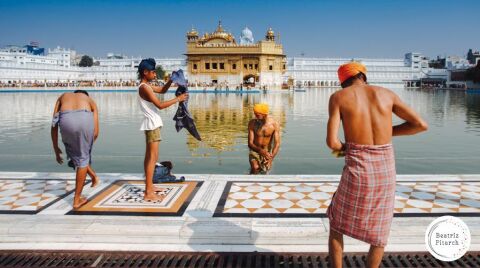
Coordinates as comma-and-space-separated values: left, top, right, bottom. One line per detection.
74, 90, 89, 96
340, 72, 367, 88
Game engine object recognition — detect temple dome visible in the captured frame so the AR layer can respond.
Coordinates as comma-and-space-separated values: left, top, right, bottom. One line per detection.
198, 21, 236, 44
266, 27, 275, 41
240, 26, 254, 45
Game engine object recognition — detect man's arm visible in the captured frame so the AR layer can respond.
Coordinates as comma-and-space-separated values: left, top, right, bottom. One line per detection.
326, 93, 343, 151
50, 98, 63, 164
247, 121, 272, 159
392, 93, 428, 136
139, 84, 187, 110
90, 98, 99, 141
271, 121, 281, 159
151, 79, 173, 94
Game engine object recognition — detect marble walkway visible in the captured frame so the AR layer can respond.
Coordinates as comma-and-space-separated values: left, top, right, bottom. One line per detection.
0, 172, 479, 253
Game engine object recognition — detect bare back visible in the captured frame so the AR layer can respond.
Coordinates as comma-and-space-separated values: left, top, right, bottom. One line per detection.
336, 84, 394, 145
57, 92, 93, 112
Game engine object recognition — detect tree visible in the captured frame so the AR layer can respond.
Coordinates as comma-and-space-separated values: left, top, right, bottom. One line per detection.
465, 62, 480, 83
79, 55, 94, 67
156, 65, 165, 80
467, 49, 474, 64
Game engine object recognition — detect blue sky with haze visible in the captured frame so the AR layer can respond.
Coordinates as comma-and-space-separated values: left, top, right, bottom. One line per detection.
0, 0, 478, 59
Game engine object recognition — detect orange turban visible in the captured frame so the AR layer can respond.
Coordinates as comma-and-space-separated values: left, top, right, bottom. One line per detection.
337, 62, 367, 84
253, 103, 269, 115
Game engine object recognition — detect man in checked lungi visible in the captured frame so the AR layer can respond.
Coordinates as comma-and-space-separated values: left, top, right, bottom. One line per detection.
326, 62, 428, 267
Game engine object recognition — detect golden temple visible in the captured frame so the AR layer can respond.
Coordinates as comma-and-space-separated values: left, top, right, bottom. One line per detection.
185, 21, 286, 88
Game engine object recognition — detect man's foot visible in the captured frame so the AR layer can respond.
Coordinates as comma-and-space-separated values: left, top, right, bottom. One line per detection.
153, 185, 168, 192
73, 196, 88, 210
144, 192, 164, 202
91, 176, 100, 188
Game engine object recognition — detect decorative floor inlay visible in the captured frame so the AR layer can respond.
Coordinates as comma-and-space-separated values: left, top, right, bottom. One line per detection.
0, 179, 76, 214
214, 181, 480, 217
69, 180, 202, 216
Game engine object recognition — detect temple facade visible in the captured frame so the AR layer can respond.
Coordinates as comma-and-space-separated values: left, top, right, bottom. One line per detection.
185, 22, 286, 88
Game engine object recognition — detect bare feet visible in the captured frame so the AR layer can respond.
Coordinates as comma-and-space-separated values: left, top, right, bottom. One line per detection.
73, 196, 88, 210
153, 185, 167, 192
144, 192, 164, 202
91, 176, 100, 188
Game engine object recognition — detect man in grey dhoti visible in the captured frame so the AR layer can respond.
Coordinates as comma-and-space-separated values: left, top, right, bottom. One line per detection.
51, 90, 100, 209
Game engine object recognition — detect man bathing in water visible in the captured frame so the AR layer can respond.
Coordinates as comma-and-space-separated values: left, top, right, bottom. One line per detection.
51, 90, 100, 209
326, 62, 428, 268
248, 103, 281, 174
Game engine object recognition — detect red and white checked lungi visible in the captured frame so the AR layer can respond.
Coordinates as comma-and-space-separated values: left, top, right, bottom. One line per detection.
327, 143, 396, 247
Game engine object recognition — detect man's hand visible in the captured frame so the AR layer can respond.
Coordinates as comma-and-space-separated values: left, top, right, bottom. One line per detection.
54, 148, 63, 164
260, 149, 272, 160
265, 158, 273, 169
331, 143, 345, 158
177, 92, 189, 102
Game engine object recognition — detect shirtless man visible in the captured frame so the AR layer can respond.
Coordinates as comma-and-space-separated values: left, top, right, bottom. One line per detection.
247, 103, 281, 174
326, 62, 428, 268
51, 90, 100, 209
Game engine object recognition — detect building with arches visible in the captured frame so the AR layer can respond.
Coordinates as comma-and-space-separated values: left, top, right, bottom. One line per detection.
185, 22, 286, 88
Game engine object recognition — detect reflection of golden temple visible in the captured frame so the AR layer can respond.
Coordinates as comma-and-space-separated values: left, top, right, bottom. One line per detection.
186, 97, 286, 154
186, 21, 286, 88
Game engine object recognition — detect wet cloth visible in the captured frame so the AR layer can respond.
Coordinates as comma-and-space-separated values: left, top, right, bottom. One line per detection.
171, 69, 202, 141
153, 161, 185, 183
138, 83, 163, 131
57, 110, 94, 168
249, 150, 271, 174
326, 143, 396, 247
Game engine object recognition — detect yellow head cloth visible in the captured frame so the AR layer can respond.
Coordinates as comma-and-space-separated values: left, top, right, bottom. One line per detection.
253, 103, 269, 115
337, 62, 367, 84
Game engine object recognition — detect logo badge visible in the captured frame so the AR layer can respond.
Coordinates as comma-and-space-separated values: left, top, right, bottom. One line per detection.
425, 216, 470, 262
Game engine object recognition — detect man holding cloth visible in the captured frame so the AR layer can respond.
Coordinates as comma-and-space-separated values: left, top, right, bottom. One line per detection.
248, 103, 281, 174
326, 62, 428, 267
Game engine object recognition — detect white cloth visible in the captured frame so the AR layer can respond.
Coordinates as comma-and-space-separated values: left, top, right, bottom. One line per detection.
138, 83, 163, 131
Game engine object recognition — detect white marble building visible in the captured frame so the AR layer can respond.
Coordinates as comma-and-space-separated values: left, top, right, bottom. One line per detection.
285, 53, 428, 87
0, 45, 435, 87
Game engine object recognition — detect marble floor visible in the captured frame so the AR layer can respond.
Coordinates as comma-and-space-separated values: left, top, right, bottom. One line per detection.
0, 172, 478, 253
214, 181, 480, 217
0, 179, 76, 214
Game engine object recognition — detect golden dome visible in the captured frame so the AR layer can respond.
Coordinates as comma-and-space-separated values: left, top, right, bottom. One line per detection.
266, 27, 275, 41
198, 20, 236, 44
215, 21, 225, 33
267, 27, 274, 36
187, 27, 198, 36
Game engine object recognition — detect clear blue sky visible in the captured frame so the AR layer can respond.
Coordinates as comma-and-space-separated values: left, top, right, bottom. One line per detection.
0, 0, 478, 59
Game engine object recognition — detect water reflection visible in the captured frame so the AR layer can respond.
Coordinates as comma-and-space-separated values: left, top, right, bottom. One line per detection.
185, 93, 287, 154
466, 93, 480, 130
1, 87, 480, 174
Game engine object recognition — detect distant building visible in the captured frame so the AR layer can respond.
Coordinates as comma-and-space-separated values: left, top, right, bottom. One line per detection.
287, 53, 429, 88
0, 37, 458, 88
445, 56, 471, 70
185, 21, 286, 87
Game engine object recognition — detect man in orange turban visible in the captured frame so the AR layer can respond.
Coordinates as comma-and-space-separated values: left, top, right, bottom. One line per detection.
247, 103, 281, 174
253, 103, 269, 115
326, 61, 428, 267
337, 61, 367, 87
